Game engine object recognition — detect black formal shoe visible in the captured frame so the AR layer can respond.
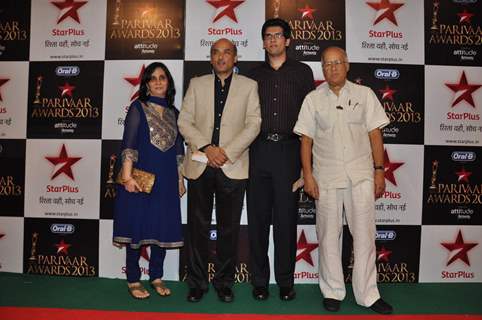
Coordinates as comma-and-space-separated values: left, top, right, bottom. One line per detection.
279, 286, 296, 301
252, 286, 269, 300
369, 298, 393, 314
216, 287, 234, 303
187, 288, 205, 302
323, 298, 341, 312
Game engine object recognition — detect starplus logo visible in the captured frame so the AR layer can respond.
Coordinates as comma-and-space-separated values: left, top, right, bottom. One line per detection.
0, 78, 10, 102
455, 167, 472, 183
366, 0, 404, 26
51, 0, 87, 24
296, 229, 318, 266
457, 10, 475, 24
124, 65, 145, 103
58, 82, 75, 98
45, 144, 82, 181
445, 71, 481, 108
445, 71, 481, 121
379, 84, 397, 101
55, 239, 72, 254
298, 4, 317, 20
314, 80, 325, 88
207, 0, 245, 23
441, 230, 478, 267
383, 149, 404, 187
377, 246, 392, 262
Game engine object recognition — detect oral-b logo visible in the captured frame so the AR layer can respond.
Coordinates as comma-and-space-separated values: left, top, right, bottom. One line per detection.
374, 69, 400, 80
376, 230, 396, 240
55, 66, 80, 76
50, 224, 75, 234
451, 151, 476, 162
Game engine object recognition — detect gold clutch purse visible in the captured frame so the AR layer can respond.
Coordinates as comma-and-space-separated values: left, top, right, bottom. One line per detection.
116, 168, 156, 194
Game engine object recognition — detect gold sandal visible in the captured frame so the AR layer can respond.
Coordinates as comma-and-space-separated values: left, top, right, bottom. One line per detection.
127, 282, 150, 300
151, 279, 171, 297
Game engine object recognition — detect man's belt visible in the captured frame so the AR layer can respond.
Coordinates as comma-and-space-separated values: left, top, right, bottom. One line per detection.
258, 132, 298, 142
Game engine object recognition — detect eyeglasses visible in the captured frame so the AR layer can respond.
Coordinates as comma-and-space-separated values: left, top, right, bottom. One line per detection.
322, 60, 347, 69
263, 32, 284, 40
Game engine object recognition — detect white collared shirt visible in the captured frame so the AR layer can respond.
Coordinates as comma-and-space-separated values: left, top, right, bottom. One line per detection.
294, 80, 389, 189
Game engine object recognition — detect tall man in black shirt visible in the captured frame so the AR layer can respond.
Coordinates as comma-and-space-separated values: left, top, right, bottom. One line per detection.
248, 18, 315, 301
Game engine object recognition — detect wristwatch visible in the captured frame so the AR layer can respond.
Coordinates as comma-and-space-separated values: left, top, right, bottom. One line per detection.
374, 165, 384, 170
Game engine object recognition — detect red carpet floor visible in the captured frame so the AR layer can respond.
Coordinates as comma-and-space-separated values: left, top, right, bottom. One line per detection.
1, 307, 482, 320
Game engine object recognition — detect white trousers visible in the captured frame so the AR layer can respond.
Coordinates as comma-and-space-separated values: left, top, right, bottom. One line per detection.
315, 179, 380, 307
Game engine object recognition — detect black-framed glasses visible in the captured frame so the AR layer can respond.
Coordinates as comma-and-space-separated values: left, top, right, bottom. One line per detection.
263, 32, 284, 40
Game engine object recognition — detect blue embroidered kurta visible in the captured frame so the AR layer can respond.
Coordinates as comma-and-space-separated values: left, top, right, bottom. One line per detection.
113, 96, 184, 249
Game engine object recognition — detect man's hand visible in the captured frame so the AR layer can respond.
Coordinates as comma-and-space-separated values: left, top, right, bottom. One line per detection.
374, 170, 385, 199
179, 179, 186, 197
303, 174, 319, 200
205, 145, 228, 168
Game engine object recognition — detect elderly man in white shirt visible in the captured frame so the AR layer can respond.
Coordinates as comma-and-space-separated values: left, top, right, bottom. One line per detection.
293, 46, 393, 315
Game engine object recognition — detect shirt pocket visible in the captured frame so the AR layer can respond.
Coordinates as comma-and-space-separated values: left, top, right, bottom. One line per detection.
345, 105, 365, 124
314, 109, 334, 131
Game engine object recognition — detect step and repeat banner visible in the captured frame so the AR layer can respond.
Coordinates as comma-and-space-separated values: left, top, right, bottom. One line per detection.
0, 0, 481, 284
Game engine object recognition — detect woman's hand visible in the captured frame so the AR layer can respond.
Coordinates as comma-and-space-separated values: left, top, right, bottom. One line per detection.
124, 178, 141, 193
179, 179, 186, 197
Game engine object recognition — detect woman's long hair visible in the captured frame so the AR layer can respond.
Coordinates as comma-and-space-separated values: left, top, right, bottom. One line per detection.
138, 62, 176, 108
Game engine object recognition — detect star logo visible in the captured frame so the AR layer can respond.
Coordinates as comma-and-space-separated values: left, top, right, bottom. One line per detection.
377, 246, 392, 262
379, 84, 397, 101
124, 65, 145, 102
45, 144, 82, 181
445, 71, 481, 108
457, 10, 474, 24
55, 239, 72, 255
441, 230, 478, 266
140, 7, 154, 18
455, 167, 472, 183
140, 246, 150, 262
383, 149, 404, 186
0, 78, 10, 101
58, 82, 75, 97
366, 0, 404, 26
296, 230, 318, 266
298, 4, 317, 20
314, 80, 325, 88
206, 0, 245, 23
51, 0, 87, 24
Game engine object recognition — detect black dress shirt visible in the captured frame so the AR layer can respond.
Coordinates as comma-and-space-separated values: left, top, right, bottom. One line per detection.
211, 72, 233, 146
249, 59, 315, 135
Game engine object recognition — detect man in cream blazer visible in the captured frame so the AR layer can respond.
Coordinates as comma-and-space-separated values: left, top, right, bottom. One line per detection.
178, 38, 261, 303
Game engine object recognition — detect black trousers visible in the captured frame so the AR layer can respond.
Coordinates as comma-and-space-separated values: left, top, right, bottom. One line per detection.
247, 138, 300, 288
186, 166, 247, 291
